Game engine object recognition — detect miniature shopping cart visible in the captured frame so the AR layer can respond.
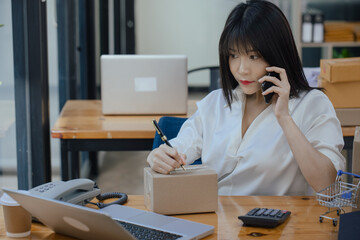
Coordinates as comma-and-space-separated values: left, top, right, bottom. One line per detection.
316, 170, 360, 226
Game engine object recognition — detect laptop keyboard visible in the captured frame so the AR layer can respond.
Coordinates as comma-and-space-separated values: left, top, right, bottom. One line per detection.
115, 220, 182, 240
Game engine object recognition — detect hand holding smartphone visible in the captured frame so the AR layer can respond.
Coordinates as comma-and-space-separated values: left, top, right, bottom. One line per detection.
261, 71, 280, 104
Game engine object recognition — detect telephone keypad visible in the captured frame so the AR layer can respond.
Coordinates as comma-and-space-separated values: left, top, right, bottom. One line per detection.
32, 183, 57, 193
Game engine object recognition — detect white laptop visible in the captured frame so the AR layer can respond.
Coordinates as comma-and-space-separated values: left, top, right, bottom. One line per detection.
100, 54, 188, 115
3, 188, 213, 240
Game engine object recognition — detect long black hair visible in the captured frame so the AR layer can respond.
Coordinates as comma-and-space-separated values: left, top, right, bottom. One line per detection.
219, 0, 313, 107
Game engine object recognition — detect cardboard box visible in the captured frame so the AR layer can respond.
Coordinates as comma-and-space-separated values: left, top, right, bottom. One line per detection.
319, 78, 360, 108
335, 109, 360, 126
320, 57, 360, 83
144, 166, 218, 215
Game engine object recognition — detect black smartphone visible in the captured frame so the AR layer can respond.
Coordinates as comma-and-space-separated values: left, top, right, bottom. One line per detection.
261, 71, 280, 104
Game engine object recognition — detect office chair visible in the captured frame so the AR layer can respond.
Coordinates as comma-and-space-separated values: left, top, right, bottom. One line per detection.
152, 116, 201, 165
188, 66, 220, 92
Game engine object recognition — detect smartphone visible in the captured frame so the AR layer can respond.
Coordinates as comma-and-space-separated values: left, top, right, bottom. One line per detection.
261, 71, 280, 104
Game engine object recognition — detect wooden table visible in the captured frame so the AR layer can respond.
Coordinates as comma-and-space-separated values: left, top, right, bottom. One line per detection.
51, 100, 197, 180
52, 100, 357, 181
0, 195, 341, 239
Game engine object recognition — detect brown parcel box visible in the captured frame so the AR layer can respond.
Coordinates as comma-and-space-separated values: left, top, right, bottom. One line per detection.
352, 127, 360, 212
335, 108, 360, 126
319, 78, 360, 108
320, 57, 360, 83
144, 166, 218, 215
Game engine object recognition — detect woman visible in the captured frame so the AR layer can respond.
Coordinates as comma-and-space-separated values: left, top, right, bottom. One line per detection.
147, 0, 345, 195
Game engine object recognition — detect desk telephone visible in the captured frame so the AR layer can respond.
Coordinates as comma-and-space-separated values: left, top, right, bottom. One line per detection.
28, 178, 127, 208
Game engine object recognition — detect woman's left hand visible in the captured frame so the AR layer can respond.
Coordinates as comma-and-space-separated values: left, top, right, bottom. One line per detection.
259, 66, 291, 120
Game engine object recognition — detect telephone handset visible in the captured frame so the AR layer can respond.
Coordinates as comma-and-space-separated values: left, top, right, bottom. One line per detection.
261, 71, 280, 104
29, 178, 101, 206
28, 178, 128, 208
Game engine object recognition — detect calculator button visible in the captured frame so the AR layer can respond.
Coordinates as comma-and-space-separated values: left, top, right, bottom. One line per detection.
255, 208, 267, 216
263, 209, 274, 216
247, 208, 260, 216
276, 210, 288, 218
269, 209, 280, 217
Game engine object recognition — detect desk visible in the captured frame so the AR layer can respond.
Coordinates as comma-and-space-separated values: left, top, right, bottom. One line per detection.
0, 195, 340, 239
52, 100, 357, 181
51, 100, 197, 180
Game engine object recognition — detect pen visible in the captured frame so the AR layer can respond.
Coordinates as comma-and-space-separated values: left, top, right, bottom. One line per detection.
152, 119, 186, 171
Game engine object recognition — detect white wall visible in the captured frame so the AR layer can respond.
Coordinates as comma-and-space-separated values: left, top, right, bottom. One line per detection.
135, 0, 244, 87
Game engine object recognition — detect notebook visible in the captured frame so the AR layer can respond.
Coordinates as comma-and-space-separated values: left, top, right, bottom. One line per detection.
3, 188, 214, 240
100, 54, 188, 115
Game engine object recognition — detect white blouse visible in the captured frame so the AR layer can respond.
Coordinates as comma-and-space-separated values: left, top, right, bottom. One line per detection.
170, 87, 345, 196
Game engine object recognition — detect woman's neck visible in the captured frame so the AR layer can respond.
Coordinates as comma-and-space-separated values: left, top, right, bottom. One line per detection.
245, 90, 265, 104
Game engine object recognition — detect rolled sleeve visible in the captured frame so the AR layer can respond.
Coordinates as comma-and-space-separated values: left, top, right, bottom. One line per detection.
299, 91, 346, 172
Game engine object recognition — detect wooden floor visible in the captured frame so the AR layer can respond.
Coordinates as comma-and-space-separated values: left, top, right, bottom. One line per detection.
96, 151, 150, 194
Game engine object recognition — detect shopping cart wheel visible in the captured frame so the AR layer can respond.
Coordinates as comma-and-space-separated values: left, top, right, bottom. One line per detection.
333, 219, 337, 226
319, 216, 323, 223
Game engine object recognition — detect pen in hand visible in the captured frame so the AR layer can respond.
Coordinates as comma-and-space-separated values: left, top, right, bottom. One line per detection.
152, 119, 186, 171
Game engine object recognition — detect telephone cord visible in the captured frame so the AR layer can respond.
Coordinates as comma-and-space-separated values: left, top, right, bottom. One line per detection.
86, 192, 128, 209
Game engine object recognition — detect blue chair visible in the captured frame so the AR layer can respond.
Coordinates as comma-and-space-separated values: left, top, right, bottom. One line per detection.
152, 116, 201, 165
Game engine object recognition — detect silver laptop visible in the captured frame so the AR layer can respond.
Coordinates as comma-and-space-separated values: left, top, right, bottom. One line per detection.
3, 188, 213, 240
100, 54, 188, 115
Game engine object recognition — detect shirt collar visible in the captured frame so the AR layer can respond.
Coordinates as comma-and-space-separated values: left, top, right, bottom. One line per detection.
223, 85, 245, 108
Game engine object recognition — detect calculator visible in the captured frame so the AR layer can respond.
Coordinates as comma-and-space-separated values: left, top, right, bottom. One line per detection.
238, 208, 291, 228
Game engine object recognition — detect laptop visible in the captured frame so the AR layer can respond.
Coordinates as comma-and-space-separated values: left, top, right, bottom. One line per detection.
3, 188, 214, 240
100, 54, 188, 115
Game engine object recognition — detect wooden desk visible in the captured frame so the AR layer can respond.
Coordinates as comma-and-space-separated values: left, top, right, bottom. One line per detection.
52, 100, 357, 181
0, 195, 340, 239
52, 100, 197, 180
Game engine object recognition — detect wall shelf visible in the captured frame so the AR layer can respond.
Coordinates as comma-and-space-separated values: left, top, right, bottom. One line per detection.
293, 0, 360, 61
301, 42, 360, 48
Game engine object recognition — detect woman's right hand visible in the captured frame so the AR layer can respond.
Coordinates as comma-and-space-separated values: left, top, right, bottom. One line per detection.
147, 144, 187, 174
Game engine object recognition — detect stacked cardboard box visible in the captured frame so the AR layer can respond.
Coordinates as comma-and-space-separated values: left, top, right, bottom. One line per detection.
319, 57, 360, 126
324, 21, 360, 42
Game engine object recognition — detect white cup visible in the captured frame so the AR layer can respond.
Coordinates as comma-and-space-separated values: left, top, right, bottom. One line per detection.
0, 193, 32, 238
